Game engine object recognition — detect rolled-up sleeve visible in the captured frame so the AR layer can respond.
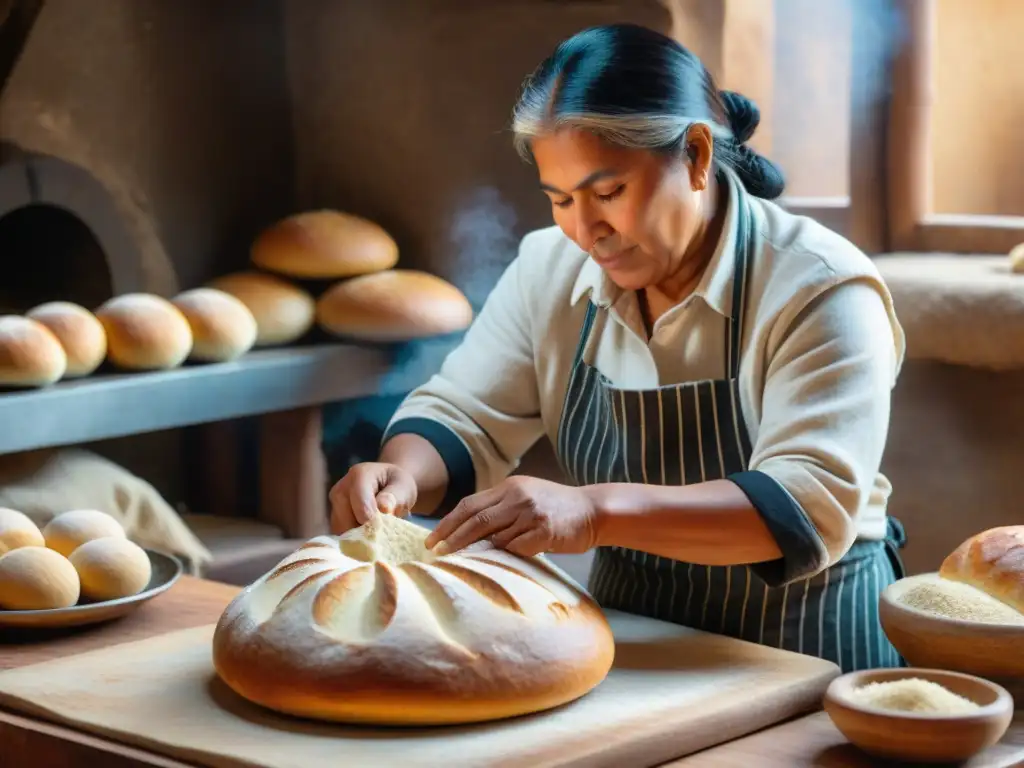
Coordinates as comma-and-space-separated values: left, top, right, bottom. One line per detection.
383, 239, 544, 514
728, 277, 902, 586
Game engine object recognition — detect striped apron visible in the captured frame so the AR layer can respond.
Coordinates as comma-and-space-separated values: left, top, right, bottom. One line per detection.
555, 195, 907, 673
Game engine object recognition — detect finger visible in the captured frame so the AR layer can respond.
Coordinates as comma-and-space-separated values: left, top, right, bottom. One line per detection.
329, 501, 356, 535
328, 480, 353, 533
503, 528, 549, 558
376, 491, 396, 515
425, 487, 500, 549
489, 514, 533, 549
348, 471, 383, 525
435, 502, 518, 556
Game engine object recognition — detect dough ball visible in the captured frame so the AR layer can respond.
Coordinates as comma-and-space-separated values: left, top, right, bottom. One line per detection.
96, 293, 193, 371
172, 288, 258, 362
1009, 243, 1024, 274
0, 546, 80, 610
0, 508, 44, 555
69, 537, 152, 601
43, 509, 126, 558
26, 301, 107, 377
0, 315, 67, 387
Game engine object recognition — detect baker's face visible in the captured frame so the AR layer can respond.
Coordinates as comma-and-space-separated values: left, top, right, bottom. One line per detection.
531, 127, 710, 291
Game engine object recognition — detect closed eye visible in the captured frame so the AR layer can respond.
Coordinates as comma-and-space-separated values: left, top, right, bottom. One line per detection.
551, 184, 624, 209
597, 185, 625, 202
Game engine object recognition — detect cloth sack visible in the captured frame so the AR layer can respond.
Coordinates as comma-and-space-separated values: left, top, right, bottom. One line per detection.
0, 447, 212, 574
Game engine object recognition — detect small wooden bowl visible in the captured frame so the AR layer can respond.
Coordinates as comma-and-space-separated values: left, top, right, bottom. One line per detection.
824, 668, 1014, 763
880, 573, 1024, 687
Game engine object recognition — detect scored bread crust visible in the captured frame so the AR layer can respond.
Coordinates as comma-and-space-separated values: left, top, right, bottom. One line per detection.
212, 515, 615, 725
939, 525, 1024, 614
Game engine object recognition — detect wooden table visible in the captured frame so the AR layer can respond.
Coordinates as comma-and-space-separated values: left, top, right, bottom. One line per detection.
2, 576, 1022, 768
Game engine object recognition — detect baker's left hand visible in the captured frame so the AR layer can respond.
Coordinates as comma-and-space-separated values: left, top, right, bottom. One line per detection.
424, 476, 600, 557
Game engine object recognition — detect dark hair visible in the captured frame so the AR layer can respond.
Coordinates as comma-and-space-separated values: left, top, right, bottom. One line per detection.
511, 24, 785, 200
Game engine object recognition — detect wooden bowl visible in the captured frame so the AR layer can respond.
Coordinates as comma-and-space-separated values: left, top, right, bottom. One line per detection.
880, 573, 1024, 688
824, 668, 1014, 763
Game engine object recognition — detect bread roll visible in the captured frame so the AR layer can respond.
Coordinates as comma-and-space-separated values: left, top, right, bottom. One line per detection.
940, 525, 1024, 614
207, 272, 315, 346
172, 288, 258, 363
0, 315, 67, 387
1009, 243, 1024, 274
316, 270, 474, 342
0, 546, 80, 610
26, 301, 107, 377
0, 508, 44, 555
43, 509, 127, 558
95, 294, 193, 371
213, 514, 615, 725
251, 210, 399, 280
69, 537, 152, 601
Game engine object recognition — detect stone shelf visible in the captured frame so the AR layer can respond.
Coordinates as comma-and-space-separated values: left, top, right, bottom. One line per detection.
0, 341, 451, 455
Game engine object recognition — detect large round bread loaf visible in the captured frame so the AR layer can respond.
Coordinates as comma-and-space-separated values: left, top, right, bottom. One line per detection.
316, 270, 474, 342
0, 316, 67, 387
213, 514, 615, 725
940, 526, 1024, 614
207, 272, 315, 347
251, 210, 399, 280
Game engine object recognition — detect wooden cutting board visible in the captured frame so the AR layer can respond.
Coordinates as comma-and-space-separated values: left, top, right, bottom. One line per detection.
0, 610, 838, 768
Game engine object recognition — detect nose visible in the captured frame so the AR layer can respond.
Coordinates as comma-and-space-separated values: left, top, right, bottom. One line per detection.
573, 203, 609, 253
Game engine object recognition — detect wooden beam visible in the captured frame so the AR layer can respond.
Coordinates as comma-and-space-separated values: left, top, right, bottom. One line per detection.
664, 0, 775, 156
0, 0, 44, 99
847, 0, 896, 254
887, 0, 934, 251
887, 0, 1024, 253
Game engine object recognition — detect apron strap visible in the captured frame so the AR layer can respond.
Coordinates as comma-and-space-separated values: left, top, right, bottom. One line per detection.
571, 300, 599, 368
726, 187, 755, 380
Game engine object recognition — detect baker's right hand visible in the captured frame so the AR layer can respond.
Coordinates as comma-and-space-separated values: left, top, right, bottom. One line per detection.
329, 462, 418, 534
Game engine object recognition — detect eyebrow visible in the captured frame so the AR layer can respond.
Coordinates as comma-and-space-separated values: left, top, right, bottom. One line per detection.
539, 169, 618, 195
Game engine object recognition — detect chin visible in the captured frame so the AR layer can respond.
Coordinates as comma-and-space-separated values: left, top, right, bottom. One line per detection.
603, 267, 653, 292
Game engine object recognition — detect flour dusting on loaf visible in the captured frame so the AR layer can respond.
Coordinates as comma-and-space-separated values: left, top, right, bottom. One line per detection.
213, 514, 614, 725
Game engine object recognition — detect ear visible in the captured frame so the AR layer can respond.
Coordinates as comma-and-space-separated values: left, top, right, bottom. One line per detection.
684, 123, 714, 192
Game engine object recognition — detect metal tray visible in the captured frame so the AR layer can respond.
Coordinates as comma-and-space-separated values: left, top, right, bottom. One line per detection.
0, 548, 182, 629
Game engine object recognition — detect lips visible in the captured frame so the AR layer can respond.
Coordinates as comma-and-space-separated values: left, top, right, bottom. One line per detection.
593, 245, 636, 270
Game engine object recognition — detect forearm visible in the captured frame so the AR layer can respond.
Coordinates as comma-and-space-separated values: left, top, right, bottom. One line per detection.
379, 433, 449, 516
587, 480, 784, 566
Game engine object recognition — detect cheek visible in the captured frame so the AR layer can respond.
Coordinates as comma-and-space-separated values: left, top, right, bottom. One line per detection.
551, 207, 575, 241
645, 186, 695, 253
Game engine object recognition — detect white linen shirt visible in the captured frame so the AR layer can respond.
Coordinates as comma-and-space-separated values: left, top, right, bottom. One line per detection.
385, 171, 905, 583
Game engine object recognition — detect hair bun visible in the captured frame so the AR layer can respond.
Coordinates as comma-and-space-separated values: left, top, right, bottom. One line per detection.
719, 90, 760, 144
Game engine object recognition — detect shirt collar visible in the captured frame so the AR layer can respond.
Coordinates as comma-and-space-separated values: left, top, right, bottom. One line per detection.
570, 167, 745, 318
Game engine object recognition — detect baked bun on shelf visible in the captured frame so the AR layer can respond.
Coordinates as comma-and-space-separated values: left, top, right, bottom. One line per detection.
207, 272, 315, 347
172, 288, 258, 363
251, 210, 399, 280
26, 301, 107, 378
939, 525, 1024, 614
0, 315, 67, 387
95, 294, 193, 371
213, 514, 615, 725
316, 269, 474, 342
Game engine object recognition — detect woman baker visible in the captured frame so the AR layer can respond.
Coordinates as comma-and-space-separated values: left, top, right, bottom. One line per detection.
329, 24, 907, 673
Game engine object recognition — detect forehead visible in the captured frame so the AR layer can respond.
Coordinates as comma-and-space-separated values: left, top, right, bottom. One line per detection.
532, 128, 650, 188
